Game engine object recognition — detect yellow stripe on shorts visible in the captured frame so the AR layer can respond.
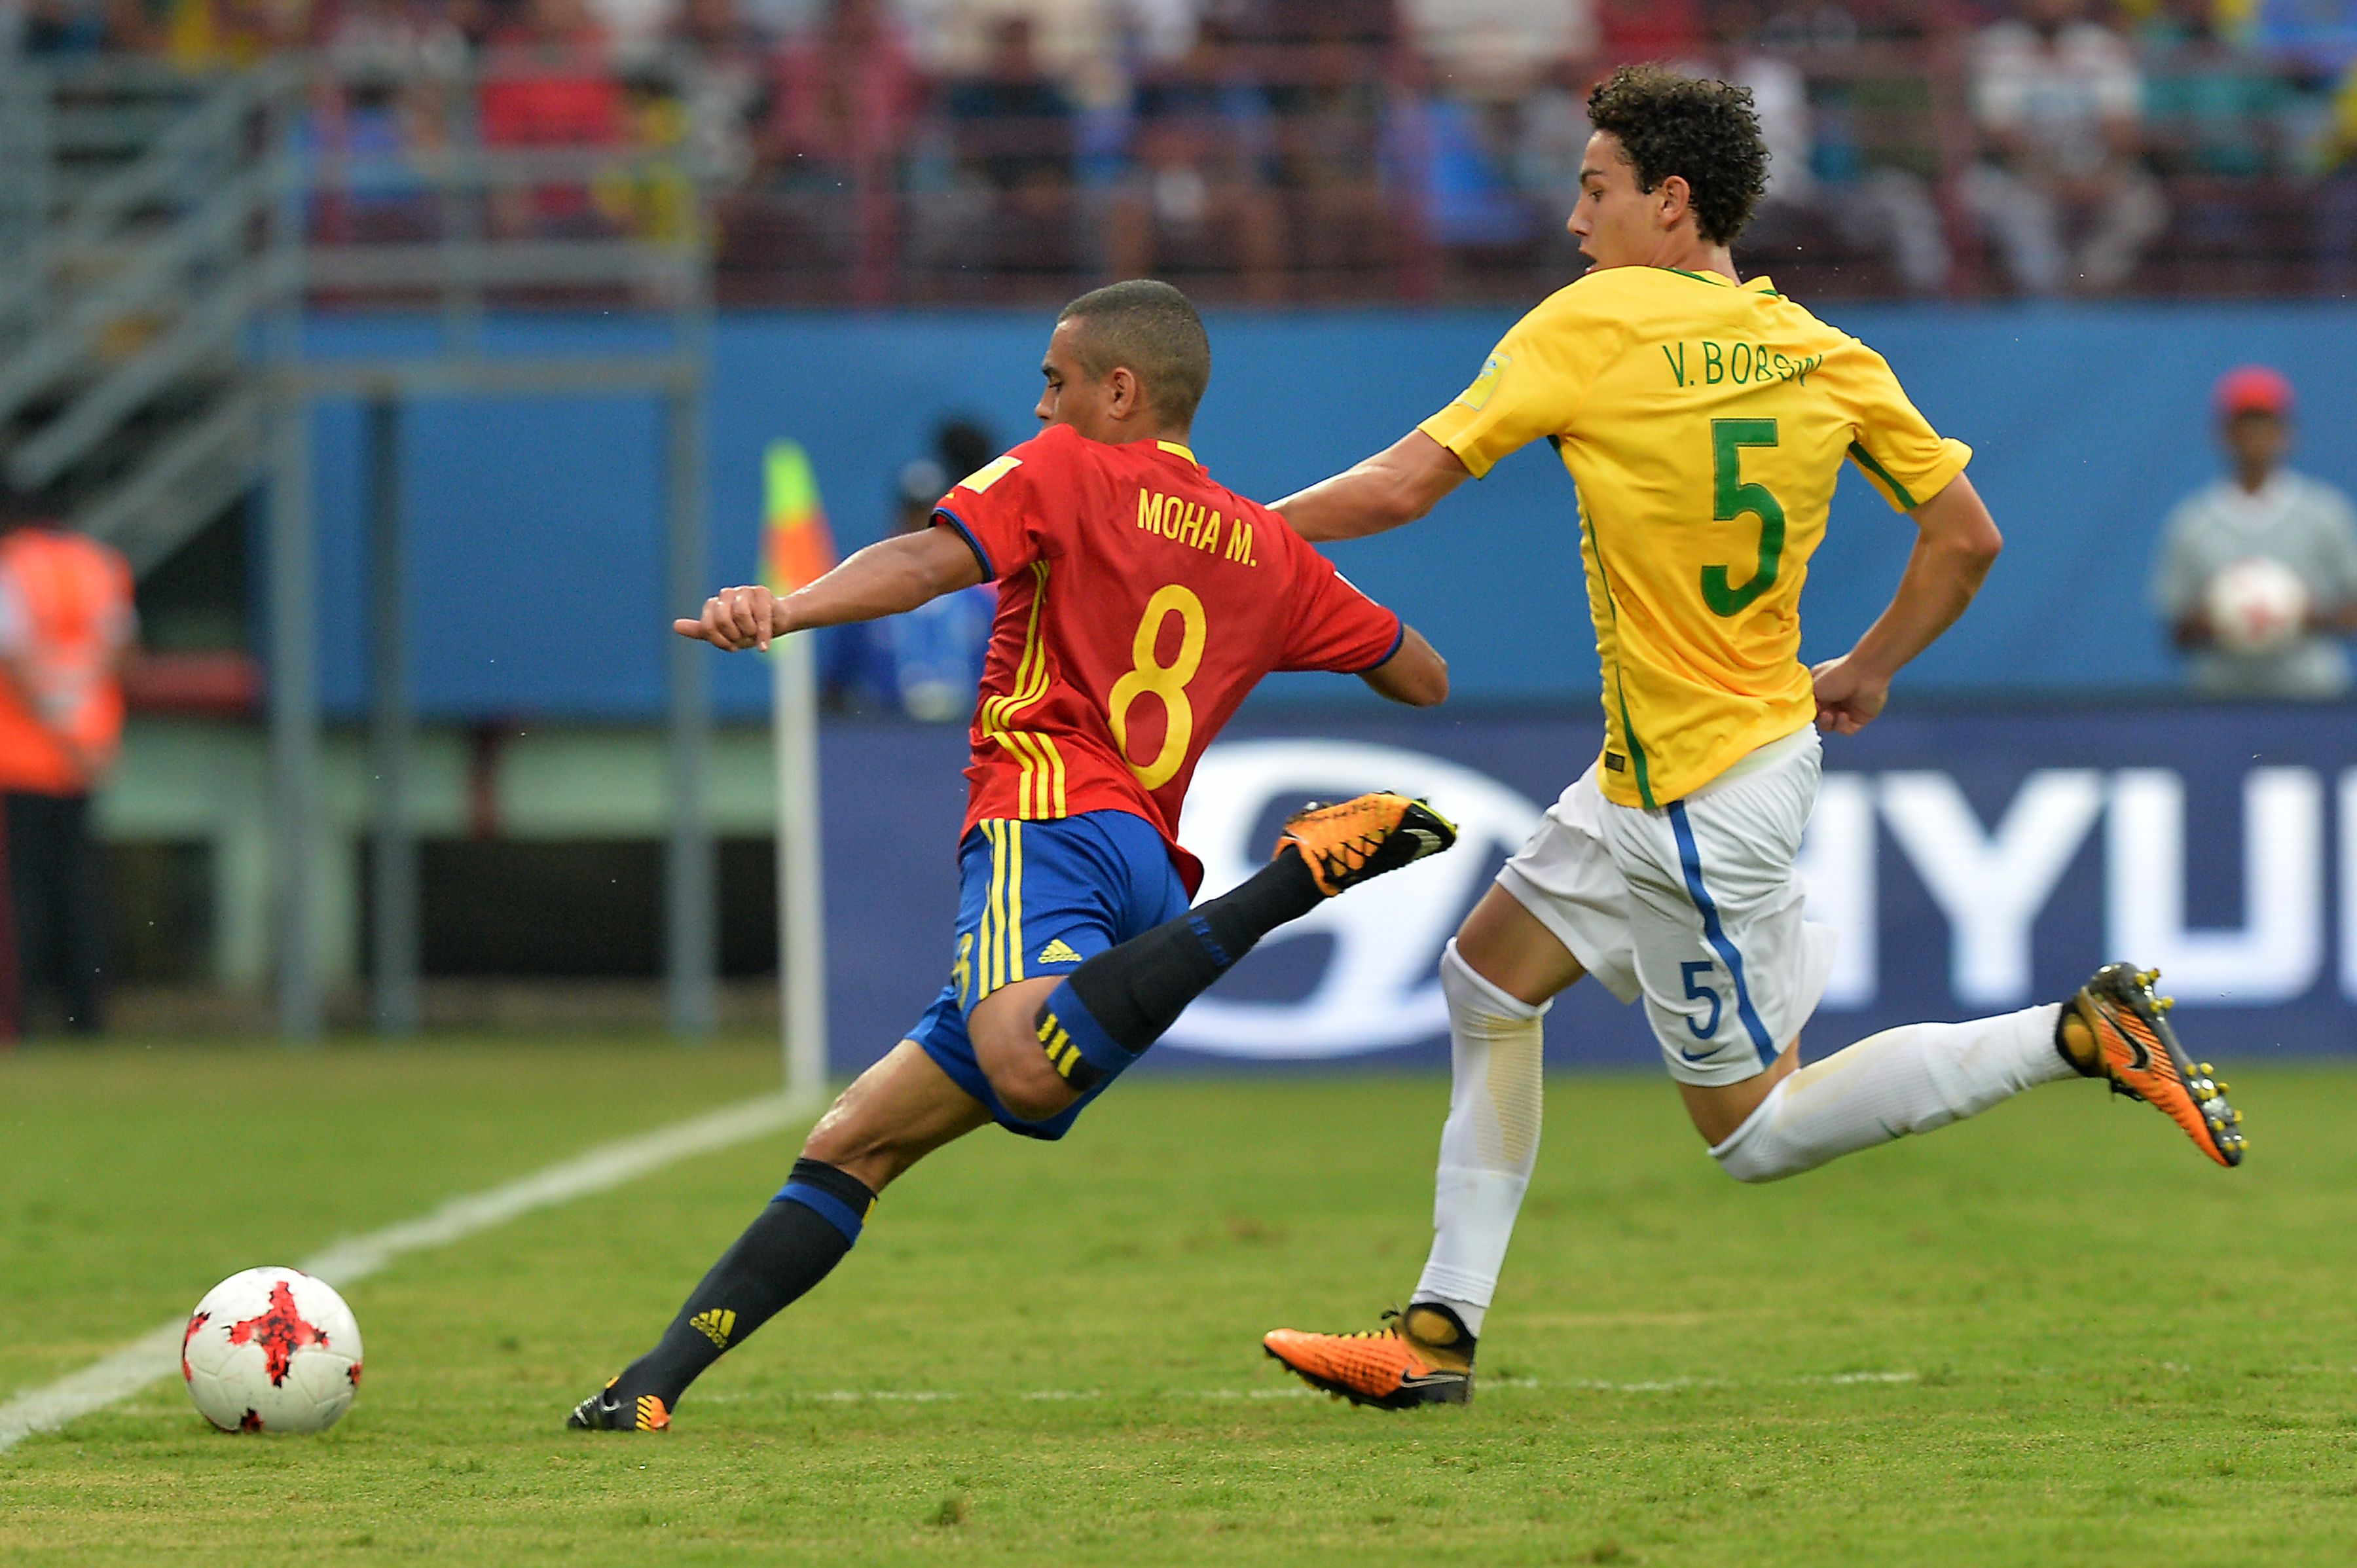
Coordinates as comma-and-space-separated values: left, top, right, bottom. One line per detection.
993, 822, 1012, 994
978, 822, 1001, 996
1004, 821, 1025, 984
972, 819, 1032, 1001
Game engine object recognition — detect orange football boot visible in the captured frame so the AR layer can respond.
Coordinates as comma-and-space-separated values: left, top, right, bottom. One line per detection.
2060, 962, 2245, 1167
1273, 793, 1457, 897
1263, 1305, 1474, 1409
566, 1378, 670, 1431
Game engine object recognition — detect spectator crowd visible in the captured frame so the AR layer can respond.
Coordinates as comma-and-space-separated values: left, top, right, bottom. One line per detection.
9, 0, 2357, 302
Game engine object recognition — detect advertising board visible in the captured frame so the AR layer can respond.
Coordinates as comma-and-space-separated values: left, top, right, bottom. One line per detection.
820, 702, 2357, 1075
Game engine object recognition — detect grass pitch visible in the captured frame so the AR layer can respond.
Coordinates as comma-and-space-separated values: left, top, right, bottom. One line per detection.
5, 1038, 2356, 1565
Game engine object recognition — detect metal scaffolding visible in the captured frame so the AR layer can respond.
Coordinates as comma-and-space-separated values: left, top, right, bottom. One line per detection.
0, 54, 721, 1040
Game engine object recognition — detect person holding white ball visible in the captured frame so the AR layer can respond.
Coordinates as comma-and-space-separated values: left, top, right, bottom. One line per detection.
2151, 365, 2357, 699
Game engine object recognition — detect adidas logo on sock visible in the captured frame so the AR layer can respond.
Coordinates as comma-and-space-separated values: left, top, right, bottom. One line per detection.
1037, 939, 1084, 966
689, 1309, 736, 1349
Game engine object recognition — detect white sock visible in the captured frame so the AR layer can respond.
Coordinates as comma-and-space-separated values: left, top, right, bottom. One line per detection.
1411, 939, 1548, 1337
1711, 1004, 2070, 1184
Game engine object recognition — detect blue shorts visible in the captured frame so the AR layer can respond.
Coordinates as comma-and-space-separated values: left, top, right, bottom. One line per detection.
907, 810, 1191, 1140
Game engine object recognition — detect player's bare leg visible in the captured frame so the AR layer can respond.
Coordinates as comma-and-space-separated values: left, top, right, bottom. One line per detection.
1454, 883, 1590, 1005
1677, 1041, 1799, 1146
568, 1044, 991, 1431
968, 976, 1073, 1123
800, 1041, 998, 1190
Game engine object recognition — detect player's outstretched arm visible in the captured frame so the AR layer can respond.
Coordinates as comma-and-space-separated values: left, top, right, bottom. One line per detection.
1812, 471, 2002, 735
1275, 431, 1470, 543
673, 525, 985, 651
1359, 625, 1449, 707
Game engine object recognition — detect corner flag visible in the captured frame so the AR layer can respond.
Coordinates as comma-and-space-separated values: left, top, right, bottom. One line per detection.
763, 441, 831, 1110
763, 441, 837, 595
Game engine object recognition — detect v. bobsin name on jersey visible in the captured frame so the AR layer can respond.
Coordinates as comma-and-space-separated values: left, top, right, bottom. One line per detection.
1660, 340, 1823, 391
1135, 489, 1259, 567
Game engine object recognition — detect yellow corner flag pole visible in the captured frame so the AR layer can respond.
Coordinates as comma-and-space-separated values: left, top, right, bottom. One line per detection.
765, 441, 837, 1113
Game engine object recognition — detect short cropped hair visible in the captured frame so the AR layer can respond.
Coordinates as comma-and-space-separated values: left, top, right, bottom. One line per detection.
1056, 279, 1213, 430
1586, 65, 1769, 247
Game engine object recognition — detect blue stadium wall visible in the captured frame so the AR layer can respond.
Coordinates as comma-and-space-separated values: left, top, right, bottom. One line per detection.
298, 302, 2357, 717
285, 306, 2357, 1065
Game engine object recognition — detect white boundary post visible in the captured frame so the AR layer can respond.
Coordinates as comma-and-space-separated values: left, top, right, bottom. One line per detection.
775, 630, 828, 1112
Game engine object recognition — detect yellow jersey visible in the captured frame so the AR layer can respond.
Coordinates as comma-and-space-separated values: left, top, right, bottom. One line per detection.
1420, 265, 1970, 809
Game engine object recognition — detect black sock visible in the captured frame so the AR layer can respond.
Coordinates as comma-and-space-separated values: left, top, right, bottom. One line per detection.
612, 1159, 876, 1409
1058, 848, 1323, 1057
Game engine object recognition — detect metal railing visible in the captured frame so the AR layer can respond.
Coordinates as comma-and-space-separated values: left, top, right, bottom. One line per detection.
0, 62, 274, 569
0, 51, 722, 1043
0, 50, 716, 571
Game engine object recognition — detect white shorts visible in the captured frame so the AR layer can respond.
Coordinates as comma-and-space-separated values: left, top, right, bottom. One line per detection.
1494, 727, 1839, 1087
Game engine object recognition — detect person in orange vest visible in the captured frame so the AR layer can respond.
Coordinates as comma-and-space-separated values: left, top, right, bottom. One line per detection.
0, 492, 137, 1035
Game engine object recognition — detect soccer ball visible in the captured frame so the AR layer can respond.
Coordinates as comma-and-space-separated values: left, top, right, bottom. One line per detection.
181, 1267, 363, 1434
2205, 555, 2309, 655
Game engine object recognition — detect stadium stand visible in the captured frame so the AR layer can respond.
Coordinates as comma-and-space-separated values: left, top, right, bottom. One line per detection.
9, 0, 2357, 303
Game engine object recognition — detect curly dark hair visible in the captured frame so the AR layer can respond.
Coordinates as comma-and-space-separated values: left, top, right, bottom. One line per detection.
1586, 65, 1769, 247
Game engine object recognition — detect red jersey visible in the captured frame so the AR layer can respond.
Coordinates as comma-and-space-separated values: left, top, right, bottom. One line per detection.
934, 424, 1403, 893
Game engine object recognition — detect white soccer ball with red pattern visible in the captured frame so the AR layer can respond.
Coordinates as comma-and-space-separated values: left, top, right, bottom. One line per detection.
2206, 555, 2309, 655
181, 1267, 363, 1433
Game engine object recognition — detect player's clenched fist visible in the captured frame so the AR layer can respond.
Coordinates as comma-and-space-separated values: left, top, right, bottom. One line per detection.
676, 585, 784, 651
1809, 653, 1888, 736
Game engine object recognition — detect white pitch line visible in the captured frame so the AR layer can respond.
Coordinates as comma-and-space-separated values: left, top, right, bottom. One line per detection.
0, 1092, 801, 1455
700, 1372, 1926, 1405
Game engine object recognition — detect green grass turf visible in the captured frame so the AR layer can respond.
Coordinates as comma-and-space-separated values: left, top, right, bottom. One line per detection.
5, 1038, 2357, 1565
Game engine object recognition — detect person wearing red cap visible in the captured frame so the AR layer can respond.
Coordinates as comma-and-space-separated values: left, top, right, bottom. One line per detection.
2151, 365, 2357, 699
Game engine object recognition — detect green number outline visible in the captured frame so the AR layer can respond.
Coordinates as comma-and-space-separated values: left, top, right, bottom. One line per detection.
1702, 418, 1785, 617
